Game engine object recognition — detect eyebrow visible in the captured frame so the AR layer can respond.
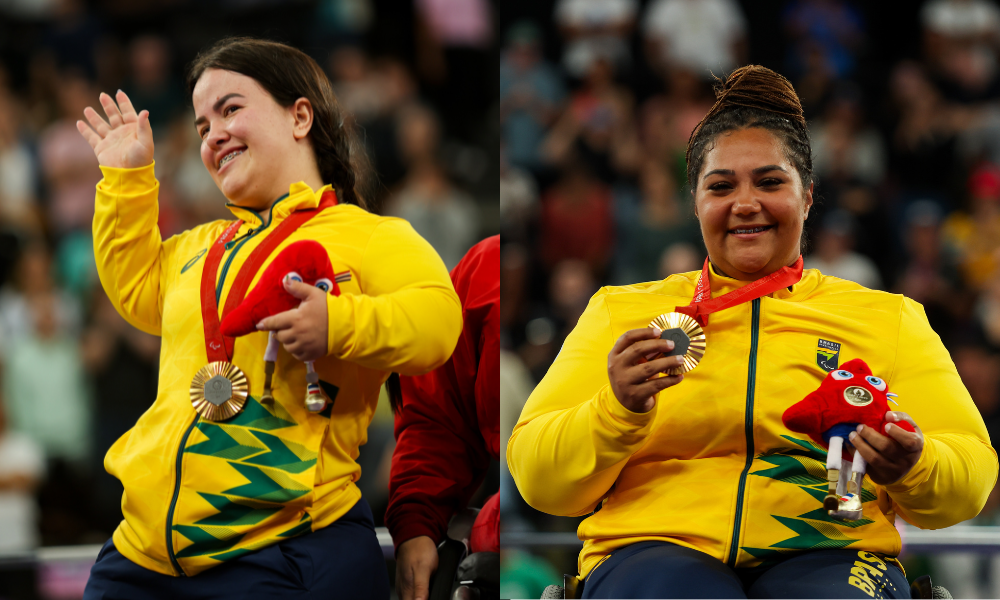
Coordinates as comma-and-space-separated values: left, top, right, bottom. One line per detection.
193, 93, 245, 127
702, 165, 789, 181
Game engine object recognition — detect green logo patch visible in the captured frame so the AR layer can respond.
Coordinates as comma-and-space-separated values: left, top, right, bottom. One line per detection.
817, 339, 841, 372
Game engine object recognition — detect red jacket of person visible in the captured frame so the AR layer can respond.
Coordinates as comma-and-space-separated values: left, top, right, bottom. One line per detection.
385, 235, 500, 552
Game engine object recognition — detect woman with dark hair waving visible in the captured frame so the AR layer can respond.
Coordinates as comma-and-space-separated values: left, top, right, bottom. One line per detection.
508, 66, 997, 598
75, 38, 461, 599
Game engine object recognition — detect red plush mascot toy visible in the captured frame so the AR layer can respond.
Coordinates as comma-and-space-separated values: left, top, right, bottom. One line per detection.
782, 358, 915, 520
221, 239, 350, 412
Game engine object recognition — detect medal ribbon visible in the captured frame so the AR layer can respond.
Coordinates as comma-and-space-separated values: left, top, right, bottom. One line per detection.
200, 190, 339, 362
675, 256, 804, 327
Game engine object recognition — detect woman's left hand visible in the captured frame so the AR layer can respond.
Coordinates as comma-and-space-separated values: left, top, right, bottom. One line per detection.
256, 277, 329, 362
849, 411, 924, 486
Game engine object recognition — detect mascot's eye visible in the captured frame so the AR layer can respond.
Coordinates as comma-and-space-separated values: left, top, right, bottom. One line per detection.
285, 271, 303, 284
866, 376, 886, 391
314, 278, 333, 293
831, 370, 854, 380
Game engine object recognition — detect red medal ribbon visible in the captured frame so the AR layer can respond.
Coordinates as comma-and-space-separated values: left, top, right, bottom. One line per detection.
675, 256, 804, 327
200, 190, 338, 361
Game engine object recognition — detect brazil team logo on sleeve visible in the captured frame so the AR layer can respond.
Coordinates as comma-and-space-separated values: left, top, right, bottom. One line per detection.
817, 339, 841, 372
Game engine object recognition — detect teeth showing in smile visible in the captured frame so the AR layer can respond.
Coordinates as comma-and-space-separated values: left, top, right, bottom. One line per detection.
219, 150, 244, 168
732, 225, 772, 234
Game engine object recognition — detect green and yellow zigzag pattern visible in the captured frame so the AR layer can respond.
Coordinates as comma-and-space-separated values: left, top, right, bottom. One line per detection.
172, 395, 323, 562
741, 435, 877, 566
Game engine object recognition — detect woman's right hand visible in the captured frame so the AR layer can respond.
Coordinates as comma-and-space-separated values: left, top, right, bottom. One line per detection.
608, 327, 686, 413
76, 90, 154, 169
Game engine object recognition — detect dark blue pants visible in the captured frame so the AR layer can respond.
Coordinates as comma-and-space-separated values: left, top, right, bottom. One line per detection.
83, 498, 390, 600
582, 541, 910, 599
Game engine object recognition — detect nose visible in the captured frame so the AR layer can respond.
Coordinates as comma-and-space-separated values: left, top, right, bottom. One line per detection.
731, 184, 762, 216
204, 121, 228, 150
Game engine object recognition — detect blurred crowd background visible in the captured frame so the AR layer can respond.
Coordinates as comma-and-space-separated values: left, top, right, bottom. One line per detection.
498, 0, 1000, 598
0, 0, 498, 597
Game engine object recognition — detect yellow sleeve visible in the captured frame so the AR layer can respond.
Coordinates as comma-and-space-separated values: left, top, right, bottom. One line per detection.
93, 163, 174, 336
507, 289, 657, 516
884, 298, 999, 528
325, 218, 461, 375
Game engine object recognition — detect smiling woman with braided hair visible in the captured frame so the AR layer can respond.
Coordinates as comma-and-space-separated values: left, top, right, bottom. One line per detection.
508, 65, 996, 598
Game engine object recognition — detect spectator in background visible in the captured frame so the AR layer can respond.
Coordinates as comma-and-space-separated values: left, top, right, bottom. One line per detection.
0, 72, 41, 232
657, 241, 702, 280
386, 104, 479, 269
542, 56, 640, 184
810, 84, 886, 190
895, 200, 963, 336
538, 155, 615, 275
38, 70, 102, 237
0, 393, 44, 553
943, 163, 1000, 291
641, 0, 747, 77
499, 144, 538, 247
499, 21, 566, 174
922, 0, 1000, 105
2, 291, 91, 467
613, 160, 700, 285
0, 242, 82, 353
887, 61, 968, 204
804, 209, 883, 289
637, 66, 713, 179
554, 0, 638, 79
782, 0, 865, 80
122, 35, 184, 132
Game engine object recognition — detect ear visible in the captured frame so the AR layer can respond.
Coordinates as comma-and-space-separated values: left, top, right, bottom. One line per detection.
290, 97, 314, 141
803, 181, 814, 219
692, 189, 700, 220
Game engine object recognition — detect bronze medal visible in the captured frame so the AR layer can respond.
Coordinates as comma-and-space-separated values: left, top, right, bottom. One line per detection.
190, 361, 249, 421
647, 312, 707, 375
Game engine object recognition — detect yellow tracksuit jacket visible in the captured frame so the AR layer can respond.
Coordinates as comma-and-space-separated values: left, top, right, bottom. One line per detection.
94, 164, 462, 576
508, 265, 998, 578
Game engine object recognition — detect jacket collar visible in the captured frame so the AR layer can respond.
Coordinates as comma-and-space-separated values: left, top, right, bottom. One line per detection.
704, 260, 820, 300
225, 181, 334, 228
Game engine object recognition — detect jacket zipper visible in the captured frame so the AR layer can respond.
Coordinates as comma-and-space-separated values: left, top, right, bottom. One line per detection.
166, 414, 199, 576
165, 194, 290, 574
727, 297, 761, 566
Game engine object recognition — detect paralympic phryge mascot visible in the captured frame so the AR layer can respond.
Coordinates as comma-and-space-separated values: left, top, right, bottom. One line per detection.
221, 239, 350, 412
782, 358, 914, 520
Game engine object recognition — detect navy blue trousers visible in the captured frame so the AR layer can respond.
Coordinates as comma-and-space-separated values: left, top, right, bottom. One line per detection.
582, 541, 910, 599
83, 498, 390, 600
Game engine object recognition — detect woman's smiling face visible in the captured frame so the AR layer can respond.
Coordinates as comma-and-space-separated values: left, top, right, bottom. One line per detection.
193, 68, 306, 209
694, 127, 813, 281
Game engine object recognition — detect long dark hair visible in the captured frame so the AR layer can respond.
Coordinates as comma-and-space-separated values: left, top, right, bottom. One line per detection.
187, 37, 371, 209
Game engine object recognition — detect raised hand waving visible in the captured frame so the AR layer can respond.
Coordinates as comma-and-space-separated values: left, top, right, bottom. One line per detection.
76, 90, 154, 169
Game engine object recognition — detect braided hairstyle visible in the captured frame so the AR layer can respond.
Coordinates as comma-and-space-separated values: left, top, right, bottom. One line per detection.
187, 37, 372, 209
686, 65, 812, 193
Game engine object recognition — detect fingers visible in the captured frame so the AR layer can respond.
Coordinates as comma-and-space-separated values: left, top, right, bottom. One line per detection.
99, 92, 124, 128
633, 374, 684, 397
256, 310, 296, 332
283, 277, 321, 300
116, 89, 138, 122
83, 106, 110, 137
137, 109, 153, 148
76, 119, 102, 149
624, 354, 685, 384
610, 327, 663, 357
883, 412, 924, 453
847, 427, 883, 468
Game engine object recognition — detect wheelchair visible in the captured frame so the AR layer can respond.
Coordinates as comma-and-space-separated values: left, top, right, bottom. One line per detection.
427, 508, 500, 600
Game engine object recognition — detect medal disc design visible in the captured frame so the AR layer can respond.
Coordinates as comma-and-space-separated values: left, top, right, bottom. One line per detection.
647, 312, 707, 375
191, 361, 249, 421
843, 386, 873, 407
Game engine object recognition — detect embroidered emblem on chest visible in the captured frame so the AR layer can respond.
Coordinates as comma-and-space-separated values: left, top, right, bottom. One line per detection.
817, 339, 841, 372
181, 248, 208, 274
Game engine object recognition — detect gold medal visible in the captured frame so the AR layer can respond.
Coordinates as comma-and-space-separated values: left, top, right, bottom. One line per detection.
843, 386, 873, 407
190, 361, 249, 421
647, 312, 707, 375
